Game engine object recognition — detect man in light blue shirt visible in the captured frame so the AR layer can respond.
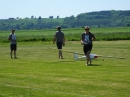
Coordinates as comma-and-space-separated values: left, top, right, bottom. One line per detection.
8, 29, 17, 59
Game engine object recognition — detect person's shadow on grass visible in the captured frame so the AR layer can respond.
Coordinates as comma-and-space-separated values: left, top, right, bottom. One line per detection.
88, 64, 101, 66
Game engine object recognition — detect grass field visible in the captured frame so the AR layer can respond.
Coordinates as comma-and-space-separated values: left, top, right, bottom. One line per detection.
0, 40, 130, 97
0, 27, 130, 42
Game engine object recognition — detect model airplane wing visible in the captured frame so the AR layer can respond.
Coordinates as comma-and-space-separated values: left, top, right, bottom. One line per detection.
49, 47, 125, 59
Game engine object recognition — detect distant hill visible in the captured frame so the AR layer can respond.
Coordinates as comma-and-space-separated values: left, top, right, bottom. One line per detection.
65, 10, 130, 28
0, 10, 130, 30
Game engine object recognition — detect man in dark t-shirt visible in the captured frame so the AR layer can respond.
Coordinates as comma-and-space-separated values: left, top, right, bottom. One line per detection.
53, 26, 65, 59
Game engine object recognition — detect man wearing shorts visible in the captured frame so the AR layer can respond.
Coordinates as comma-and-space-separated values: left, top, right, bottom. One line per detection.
53, 26, 65, 59
81, 26, 96, 65
8, 29, 17, 59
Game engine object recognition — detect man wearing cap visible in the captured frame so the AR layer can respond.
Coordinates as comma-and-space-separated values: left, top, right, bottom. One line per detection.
81, 26, 96, 65
53, 26, 65, 59
8, 29, 17, 59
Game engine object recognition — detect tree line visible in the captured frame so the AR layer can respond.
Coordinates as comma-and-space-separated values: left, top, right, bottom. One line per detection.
0, 10, 130, 30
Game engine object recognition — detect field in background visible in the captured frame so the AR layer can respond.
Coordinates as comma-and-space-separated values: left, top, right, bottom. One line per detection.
0, 40, 130, 97
0, 27, 130, 42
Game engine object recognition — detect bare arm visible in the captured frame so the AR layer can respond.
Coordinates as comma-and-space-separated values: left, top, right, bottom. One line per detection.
53, 36, 56, 44
80, 34, 84, 44
8, 35, 12, 41
63, 36, 65, 46
92, 35, 96, 41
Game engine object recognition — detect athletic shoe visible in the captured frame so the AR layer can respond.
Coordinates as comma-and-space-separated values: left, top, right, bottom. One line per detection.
86, 64, 88, 66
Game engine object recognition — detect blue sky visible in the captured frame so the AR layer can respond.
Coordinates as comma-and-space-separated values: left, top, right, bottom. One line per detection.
0, 0, 130, 19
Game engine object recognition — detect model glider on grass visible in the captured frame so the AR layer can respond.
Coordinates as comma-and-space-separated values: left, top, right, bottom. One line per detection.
49, 47, 125, 60
73, 52, 125, 60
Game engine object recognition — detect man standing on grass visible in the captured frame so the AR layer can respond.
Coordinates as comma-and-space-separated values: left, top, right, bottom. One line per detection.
8, 29, 17, 59
81, 26, 96, 65
53, 26, 65, 59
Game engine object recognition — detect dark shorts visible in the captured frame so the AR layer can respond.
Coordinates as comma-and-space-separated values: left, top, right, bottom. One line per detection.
83, 44, 92, 54
56, 42, 63, 49
10, 44, 17, 51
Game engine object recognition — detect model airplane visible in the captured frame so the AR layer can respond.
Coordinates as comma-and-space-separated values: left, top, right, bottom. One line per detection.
74, 53, 98, 60
73, 51, 125, 60
49, 47, 125, 60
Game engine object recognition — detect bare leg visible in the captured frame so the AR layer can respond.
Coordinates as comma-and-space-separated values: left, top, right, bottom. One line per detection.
10, 51, 13, 58
59, 51, 60, 59
60, 51, 63, 59
59, 51, 63, 59
58, 49, 63, 59
86, 51, 91, 65
14, 50, 17, 58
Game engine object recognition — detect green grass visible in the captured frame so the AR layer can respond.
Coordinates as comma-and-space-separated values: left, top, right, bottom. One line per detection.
0, 40, 130, 97
0, 27, 130, 42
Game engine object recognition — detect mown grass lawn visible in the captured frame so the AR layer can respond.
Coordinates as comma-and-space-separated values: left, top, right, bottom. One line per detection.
0, 40, 130, 97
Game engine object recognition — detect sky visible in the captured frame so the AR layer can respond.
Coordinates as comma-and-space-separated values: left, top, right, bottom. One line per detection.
0, 0, 130, 19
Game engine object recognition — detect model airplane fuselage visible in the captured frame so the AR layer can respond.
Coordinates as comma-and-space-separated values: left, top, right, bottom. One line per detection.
74, 53, 98, 60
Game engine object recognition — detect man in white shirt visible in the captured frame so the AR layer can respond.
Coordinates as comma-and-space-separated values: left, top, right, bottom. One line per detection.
81, 26, 96, 65
8, 29, 17, 59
